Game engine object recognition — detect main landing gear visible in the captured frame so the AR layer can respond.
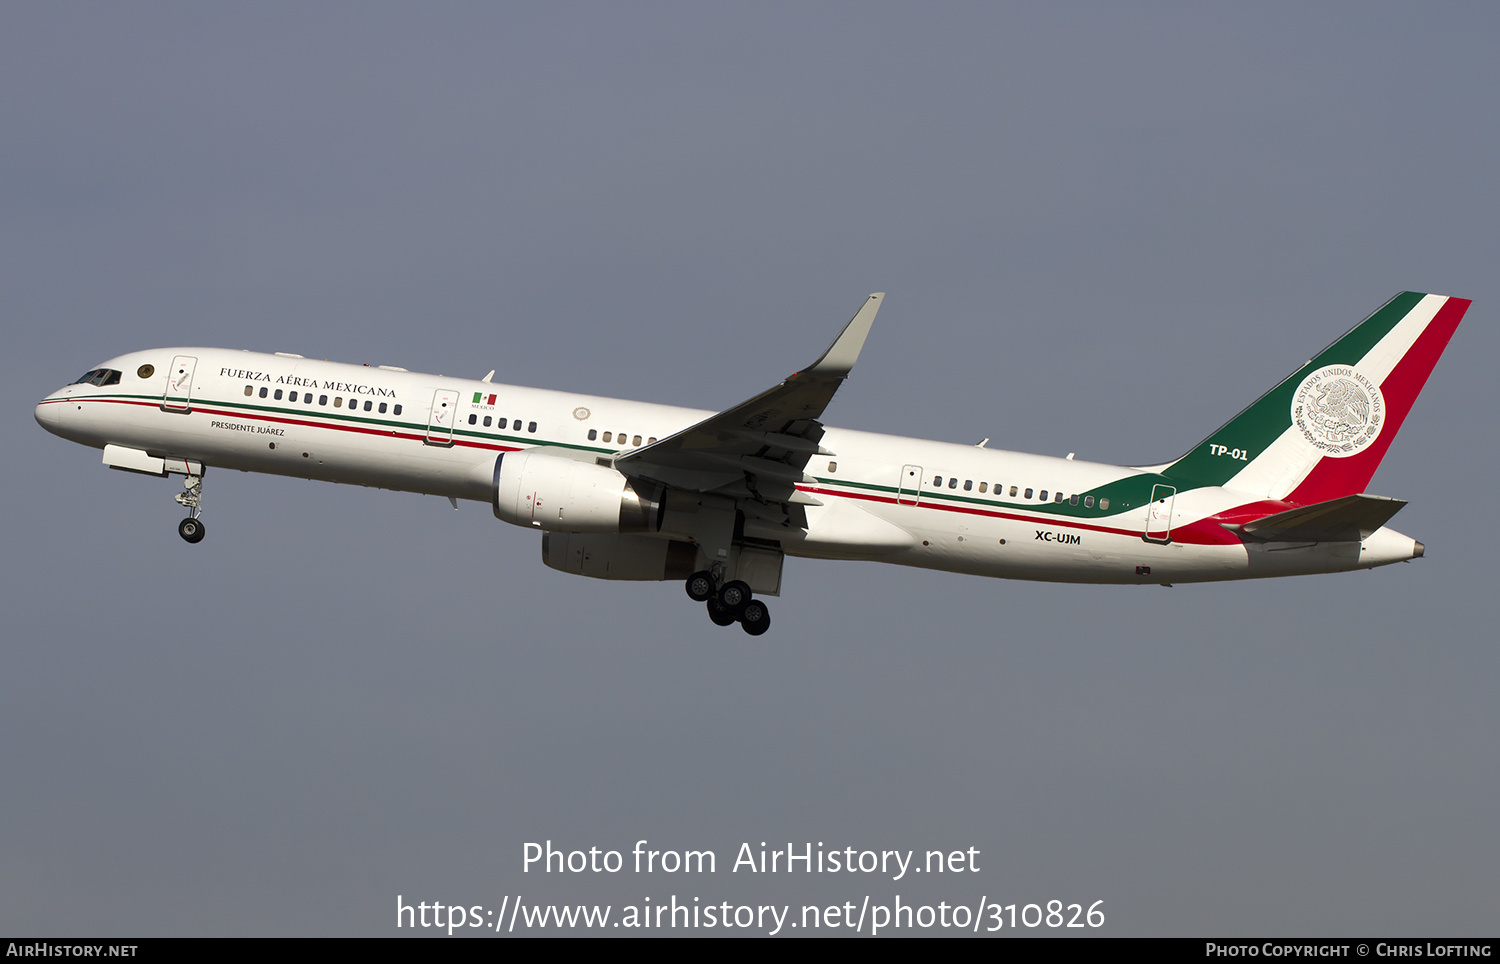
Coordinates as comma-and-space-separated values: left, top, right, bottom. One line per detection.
686, 570, 770, 636
174, 473, 206, 544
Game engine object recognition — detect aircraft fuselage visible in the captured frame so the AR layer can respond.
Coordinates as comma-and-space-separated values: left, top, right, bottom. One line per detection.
35, 345, 1424, 592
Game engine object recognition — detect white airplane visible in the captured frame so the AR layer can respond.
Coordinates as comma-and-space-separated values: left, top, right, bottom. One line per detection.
35, 291, 1467, 635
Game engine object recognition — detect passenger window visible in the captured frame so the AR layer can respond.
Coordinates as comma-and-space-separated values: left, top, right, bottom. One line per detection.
378, 402, 387, 414
933, 475, 942, 486
1024, 488, 1033, 499
513, 420, 522, 431
244, 385, 253, 396
274, 389, 283, 400
483, 416, 492, 427
979, 482, 987, 493
948, 478, 958, 489
828, 461, 837, 473
588, 429, 597, 440
393, 404, 402, 415
319, 395, 328, 406
259, 387, 268, 398
1084, 496, 1094, 508
289, 391, 298, 402
334, 397, 342, 408
603, 431, 612, 442
1099, 498, 1110, 510
1009, 485, 1017, 497
1055, 492, 1065, 503
631, 434, 639, 445
964, 480, 973, 491
1040, 490, 1048, 501
648, 437, 657, 444
1069, 494, 1079, 505
363, 400, 372, 411
468, 414, 477, 425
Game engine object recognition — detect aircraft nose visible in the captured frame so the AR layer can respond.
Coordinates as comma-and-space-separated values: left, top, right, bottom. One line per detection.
35, 395, 64, 433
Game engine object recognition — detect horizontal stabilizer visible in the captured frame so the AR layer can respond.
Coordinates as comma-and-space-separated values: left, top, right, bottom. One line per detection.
1229, 494, 1406, 543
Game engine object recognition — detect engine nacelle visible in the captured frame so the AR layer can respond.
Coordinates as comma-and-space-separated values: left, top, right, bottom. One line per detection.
542, 532, 700, 581
493, 450, 664, 533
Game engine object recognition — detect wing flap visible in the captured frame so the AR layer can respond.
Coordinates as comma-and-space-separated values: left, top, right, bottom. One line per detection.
1229, 493, 1407, 543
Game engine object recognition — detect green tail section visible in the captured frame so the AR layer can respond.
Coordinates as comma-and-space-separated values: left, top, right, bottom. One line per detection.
1161, 291, 1425, 490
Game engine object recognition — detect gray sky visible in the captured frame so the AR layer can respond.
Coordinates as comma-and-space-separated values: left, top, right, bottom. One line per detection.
3, 3, 1496, 937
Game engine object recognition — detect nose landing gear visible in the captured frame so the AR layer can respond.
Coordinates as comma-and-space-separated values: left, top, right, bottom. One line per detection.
685, 570, 770, 635
173, 472, 206, 543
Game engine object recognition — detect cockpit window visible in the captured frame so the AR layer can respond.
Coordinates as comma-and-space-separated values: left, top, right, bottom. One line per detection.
72, 369, 122, 387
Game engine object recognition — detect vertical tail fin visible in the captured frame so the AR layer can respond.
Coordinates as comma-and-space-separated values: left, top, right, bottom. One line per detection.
1162, 292, 1469, 502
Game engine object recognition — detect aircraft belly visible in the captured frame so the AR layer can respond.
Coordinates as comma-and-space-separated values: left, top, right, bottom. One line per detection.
867, 513, 1260, 584
782, 497, 917, 558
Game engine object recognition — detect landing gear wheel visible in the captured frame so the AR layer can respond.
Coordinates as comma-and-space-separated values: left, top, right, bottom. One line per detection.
178, 517, 206, 544
739, 599, 770, 636
685, 570, 716, 602
717, 580, 752, 615
173, 472, 206, 543
707, 599, 738, 627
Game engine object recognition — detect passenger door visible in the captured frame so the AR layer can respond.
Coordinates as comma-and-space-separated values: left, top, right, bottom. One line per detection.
897, 464, 923, 505
1144, 484, 1176, 543
161, 355, 197, 412
425, 389, 460, 446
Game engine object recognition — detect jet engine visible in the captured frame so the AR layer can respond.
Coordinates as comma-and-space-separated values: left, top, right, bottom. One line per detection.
492, 450, 664, 533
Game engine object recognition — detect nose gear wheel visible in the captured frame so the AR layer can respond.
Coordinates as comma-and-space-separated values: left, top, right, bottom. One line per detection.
172, 472, 207, 543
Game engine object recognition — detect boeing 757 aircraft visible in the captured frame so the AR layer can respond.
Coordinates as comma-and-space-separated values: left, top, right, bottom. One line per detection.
35, 291, 1467, 635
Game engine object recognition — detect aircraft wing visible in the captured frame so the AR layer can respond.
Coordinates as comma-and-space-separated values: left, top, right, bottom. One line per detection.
1229, 493, 1407, 543
613, 293, 883, 504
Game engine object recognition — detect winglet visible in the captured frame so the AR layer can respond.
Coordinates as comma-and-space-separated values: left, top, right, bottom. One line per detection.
805, 293, 884, 376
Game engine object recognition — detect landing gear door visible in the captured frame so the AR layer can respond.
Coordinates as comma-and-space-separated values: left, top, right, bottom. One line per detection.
898, 464, 922, 505
161, 355, 197, 412
425, 389, 460, 446
1144, 483, 1176, 543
